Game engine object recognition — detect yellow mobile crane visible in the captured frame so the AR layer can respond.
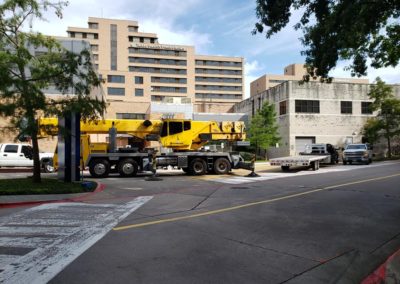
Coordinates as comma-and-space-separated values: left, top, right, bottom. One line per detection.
38, 118, 250, 178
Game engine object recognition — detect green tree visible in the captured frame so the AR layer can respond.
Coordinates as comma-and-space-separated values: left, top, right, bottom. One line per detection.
253, 0, 400, 80
363, 78, 400, 158
0, 0, 106, 183
249, 102, 280, 159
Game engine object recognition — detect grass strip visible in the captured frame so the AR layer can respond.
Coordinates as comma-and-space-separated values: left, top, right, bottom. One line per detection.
0, 178, 97, 195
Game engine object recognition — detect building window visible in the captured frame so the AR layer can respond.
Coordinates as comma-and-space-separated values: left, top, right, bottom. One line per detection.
108, 87, 125, 96
107, 75, 125, 83
110, 24, 117, 70
88, 22, 98, 29
135, 88, 144, 96
116, 113, 145, 119
91, 45, 99, 51
135, 76, 143, 84
361, 102, 373, 114
280, 101, 287, 115
92, 54, 99, 61
94, 33, 98, 39
128, 26, 138, 32
341, 101, 352, 114
69, 32, 75, 38
295, 100, 320, 113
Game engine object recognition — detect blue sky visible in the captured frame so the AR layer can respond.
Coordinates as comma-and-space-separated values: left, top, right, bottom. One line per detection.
34, 0, 400, 98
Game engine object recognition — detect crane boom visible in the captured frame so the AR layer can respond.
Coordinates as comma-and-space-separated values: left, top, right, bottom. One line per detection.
38, 117, 246, 151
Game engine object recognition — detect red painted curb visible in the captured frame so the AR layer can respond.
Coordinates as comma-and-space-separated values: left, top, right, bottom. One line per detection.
0, 183, 105, 209
361, 248, 400, 284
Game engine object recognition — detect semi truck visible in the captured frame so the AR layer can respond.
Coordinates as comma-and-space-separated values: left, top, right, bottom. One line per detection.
269, 143, 339, 171
38, 118, 252, 178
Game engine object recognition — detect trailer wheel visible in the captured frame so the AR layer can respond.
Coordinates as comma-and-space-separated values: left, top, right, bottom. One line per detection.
343, 161, 347, 165
189, 158, 207, 175
213, 158, 231, 175
118, 158, 138, 177
182, 168, 190, 174
89, 159, 110, 178
281, 166, 290, 171
311, 161, 320, 171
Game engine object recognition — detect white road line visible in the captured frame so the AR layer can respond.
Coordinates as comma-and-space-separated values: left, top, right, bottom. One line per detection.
0, 237, 55, 248
0, 255, 20, 268
0, 196, 152, 284
0, 226, 79, 236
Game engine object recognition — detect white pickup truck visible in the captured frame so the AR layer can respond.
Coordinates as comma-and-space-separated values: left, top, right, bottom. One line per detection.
0, 143, 54, 172
342, 143, 373, 165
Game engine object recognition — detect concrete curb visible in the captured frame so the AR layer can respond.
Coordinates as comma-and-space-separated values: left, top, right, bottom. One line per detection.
0, 183, 105, 208
361, 248, 400, 283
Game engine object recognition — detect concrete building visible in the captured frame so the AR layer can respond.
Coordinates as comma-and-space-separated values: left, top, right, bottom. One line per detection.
251, 63, 369, 97
67, 17, 244, 119
235, 81, 400, 158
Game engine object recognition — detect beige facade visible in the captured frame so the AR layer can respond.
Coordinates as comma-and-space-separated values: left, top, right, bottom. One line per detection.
235, 81, 400, 158
250, 63, 369, 97
67, 17, 244, 119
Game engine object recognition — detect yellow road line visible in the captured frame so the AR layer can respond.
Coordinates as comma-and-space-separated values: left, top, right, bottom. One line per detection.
113, 173, 400, 231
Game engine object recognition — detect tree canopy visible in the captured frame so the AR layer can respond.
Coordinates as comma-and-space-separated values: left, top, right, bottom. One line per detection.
0, 0, 106, 182
362, 78, 400, 157
254, 0, 400, 80
248, 102, 280, 159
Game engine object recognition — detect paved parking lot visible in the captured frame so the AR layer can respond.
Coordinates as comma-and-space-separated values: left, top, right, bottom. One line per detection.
0, 161, 400, 283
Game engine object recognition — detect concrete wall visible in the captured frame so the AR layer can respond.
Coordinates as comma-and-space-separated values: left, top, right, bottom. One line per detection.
235, 81, 400, 158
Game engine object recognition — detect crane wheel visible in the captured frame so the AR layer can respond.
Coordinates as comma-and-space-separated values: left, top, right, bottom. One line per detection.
213, 158, 231, 175
118, 158, 138, 177
89, 159, 110, 178
189, 158, 207, 175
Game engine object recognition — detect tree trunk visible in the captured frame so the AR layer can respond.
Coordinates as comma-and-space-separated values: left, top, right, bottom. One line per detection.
31, 129, 42, 183
387, 134, 392, 158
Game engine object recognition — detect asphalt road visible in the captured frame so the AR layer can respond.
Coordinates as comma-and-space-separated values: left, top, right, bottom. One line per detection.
2, 161, 400, 283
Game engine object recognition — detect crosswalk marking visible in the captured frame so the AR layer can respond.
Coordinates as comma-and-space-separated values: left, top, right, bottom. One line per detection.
0, 196, 152, 284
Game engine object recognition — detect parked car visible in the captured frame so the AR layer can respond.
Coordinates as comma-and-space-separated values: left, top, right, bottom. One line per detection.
0, 143, 54, 172
342, 143, 373, 165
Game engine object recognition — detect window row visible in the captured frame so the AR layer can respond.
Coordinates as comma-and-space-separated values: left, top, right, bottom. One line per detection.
195, 85, 242, 91
128, 36, 158, 44
151, 96, 192, 103
107, 75, 144, 84
128, 47, 187, 57
195, 60, 242, 67
152, 86, 187, 93
151, 77, 187, 84
68, 32, 98, 39
195, 93, 242, 100
107, 87, 144, 97
129, 57, 186, 66
195, 68, 241, 75
278, 100, 373, 115
129, 66, 187, 74
116, 113, 145, 119
195, 77, 242, 83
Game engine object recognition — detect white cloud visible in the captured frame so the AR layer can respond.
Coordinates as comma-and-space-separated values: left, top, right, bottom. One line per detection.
244, 60, 263, 98
27, 0, 211, 53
